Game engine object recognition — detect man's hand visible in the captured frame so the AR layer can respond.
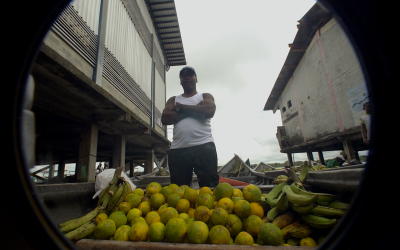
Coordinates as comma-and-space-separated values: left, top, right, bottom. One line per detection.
363, 138, 369, 145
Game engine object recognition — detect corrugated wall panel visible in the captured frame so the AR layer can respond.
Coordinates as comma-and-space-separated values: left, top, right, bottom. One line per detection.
70, 0, 101, 35
105, 0, 152, 99
155, 68, 165, 114
136, 0, 165, 67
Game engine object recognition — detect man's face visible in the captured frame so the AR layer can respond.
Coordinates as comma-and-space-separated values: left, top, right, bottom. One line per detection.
180, 69, 197, 91
363, 103, 371, 114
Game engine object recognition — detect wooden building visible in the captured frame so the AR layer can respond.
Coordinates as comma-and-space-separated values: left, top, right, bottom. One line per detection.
263, 3, 369, 165
29, 0, 186, 183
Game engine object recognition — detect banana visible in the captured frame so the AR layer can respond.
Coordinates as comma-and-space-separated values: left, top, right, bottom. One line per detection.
281, 220, 303, 238
60, 206, 101, 234
310, 205, 345, 217
285, 166, 302, 186
265, 192, 283, 207
315, 200, 331, 206
275, 192, 289, 211
97, 184, 111, 206
98, 167, 124, 214
267, 206, 283, 222
106, 182, 124, 213
58, 218, 77, 228
301, 214, 337, 229
115, 181, 131, 208
265, 181, 287, 200
64, 221, 96, 241
272, 212, 295, 229
291, 182, 338, 203
328, 200, 349, 210
283, 185, 318, 206
298, 161, 309, 183
287, 222, 312, 238
290, 203, 315, 214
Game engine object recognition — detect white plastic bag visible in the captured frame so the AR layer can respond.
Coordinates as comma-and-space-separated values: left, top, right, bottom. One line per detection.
93, 169, 136, 199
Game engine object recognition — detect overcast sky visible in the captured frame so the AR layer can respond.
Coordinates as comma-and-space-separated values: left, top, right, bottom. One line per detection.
164, 0, 369, 166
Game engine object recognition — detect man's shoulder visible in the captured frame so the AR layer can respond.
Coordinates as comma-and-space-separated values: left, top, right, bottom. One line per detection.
202, 93, 214, 99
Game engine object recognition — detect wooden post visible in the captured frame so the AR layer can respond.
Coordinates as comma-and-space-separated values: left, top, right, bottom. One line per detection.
58, 160, 65, 182
48, 164, 55, 179
161, 154, 168, 171
129, 161, 134, 177
318, 151, 326, 165
306, 151, 314, 161
287, 153, 293, 166
76, 123, 98, 182
112, 135, 126, 169
354, 151, 360, 161
342, 140, 356, 161
146, 149, 154, 174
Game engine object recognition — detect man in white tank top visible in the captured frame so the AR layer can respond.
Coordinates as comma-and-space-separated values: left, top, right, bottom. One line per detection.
161, 66, 220, 188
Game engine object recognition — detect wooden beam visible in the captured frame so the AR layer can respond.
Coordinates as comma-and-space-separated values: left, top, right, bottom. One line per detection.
150, 1, 174, 6
307, 151, 314, 161
155, 20, 178, 25
30, 165, 51, 176
152, 7, 175, 13
342, 139, 356, 161
318, 151, 326, 165
287, 153, 293, 167
48, 164, 55, 179
58, 160, 65, 182
154, 14, 176, 18
157, 25, 179, 30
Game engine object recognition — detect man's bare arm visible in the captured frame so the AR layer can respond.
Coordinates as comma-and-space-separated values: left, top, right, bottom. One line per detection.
161, 96, 189, 125
177, 93, 216, 119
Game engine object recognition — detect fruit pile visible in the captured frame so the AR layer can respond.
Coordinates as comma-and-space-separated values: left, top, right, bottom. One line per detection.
58, 163, 348, 247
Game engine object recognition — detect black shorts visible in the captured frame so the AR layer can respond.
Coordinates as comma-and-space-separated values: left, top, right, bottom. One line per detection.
168, 142, 220, 188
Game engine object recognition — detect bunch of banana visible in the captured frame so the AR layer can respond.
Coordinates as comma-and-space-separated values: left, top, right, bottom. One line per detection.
57, 167, 132, 241
262, 161, 350, 236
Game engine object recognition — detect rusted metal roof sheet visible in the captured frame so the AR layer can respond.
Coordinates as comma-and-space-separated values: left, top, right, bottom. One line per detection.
263, 3, 332, 111
145, 0, 187, 67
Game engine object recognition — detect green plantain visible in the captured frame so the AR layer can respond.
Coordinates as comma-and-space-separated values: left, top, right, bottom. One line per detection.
327, 200, 349, 210
275, 192, 289, 211
266, 206, 283, 222
301, 214, 337, 229
291, 182, 338, 203
106, 182, 124, 213
265, 181, 287, 200
290, 203, 315, 214
64, 221, 96, 241
60, 206, 101, 234
283, 185, 318, 206
298, 161, 309, 183
97, 184, 111, 206
310, 205, 345, 217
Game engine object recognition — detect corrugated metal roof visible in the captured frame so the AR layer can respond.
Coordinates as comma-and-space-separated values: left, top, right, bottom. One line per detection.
263, 3, 332, 111
145, 0, 186, 67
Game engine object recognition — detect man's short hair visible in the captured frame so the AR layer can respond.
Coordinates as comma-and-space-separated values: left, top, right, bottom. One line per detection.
363, 101, 371, 108
179, 66, 196, 77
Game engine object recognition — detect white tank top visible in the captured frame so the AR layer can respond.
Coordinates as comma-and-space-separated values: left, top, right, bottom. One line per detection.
171, 92, 214, 149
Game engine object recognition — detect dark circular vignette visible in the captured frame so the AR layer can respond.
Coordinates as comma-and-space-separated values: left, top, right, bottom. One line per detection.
3, 0, 396, 249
